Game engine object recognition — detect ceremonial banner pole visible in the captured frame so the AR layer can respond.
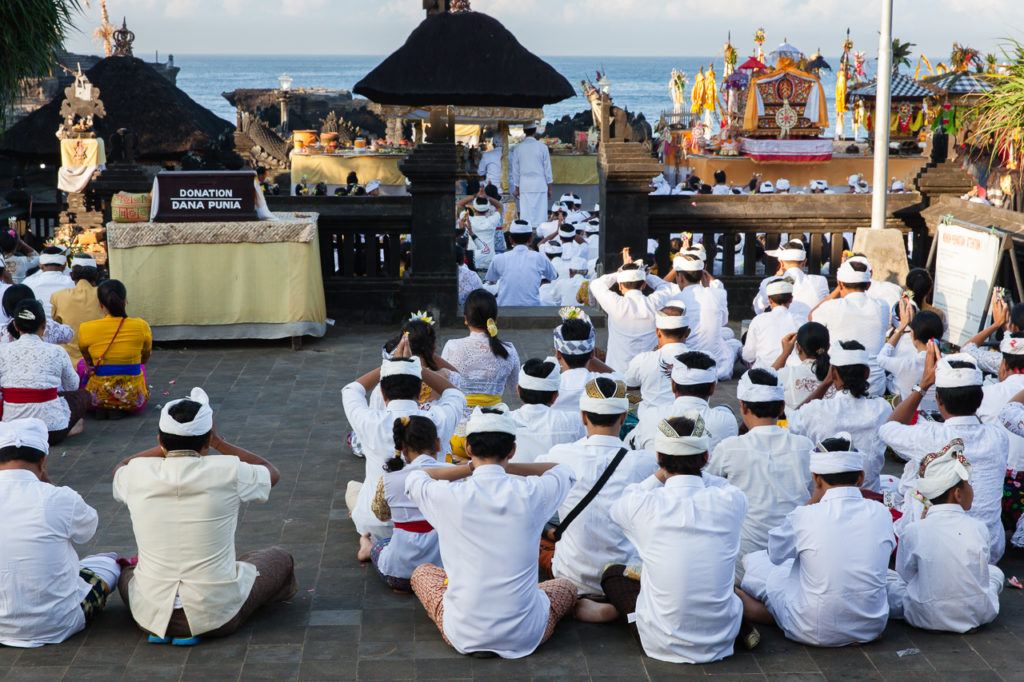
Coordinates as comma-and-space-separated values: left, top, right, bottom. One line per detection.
870, 0, 894, 229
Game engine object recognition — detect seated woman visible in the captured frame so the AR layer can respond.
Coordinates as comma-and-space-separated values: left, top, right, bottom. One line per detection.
0, 284, 74, 345
0, 299, 90, 444
77, 280, 152, 418
0, 231, 38, 285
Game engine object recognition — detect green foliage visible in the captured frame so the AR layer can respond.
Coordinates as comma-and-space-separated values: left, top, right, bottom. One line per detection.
967, 39, 1024, 178
0, 0, 82, 132
891, 39, 915, 74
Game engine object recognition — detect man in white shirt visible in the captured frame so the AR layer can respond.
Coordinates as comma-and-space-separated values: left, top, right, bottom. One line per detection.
113, 388, 295, 642
707, 369, 813, 579
886, 438, 1003, 633
753, 240, 829, 314
631, 350, 738, 452
625, 306, 690, 423
23, 247, 73, 318
537, 202, 566, 240
711, 169, 731, 195
555, 222, 586, 262
538, 378, 658, 595
477, 137, 503, 189
539, 257, 590, 306
550, 311, 618, 412
510, 358, 586, 463
811, 257, 889, 395
0, 418, 120, 648
575, 411, 752, 663
512, 124, 553, 228
738, 434, 896, 647
407, 405, 578, 659
976, 331, 1024, 473
342, 352, 466, 542
590, 261, 674, 373
742, 278, 808, 369
484, 221, 558, 307
583, 219, 601, 265
876, 302, 943, 412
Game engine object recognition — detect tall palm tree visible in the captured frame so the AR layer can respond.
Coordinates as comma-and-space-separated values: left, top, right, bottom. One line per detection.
0, 0, 82, 132
891, 39, 915, 74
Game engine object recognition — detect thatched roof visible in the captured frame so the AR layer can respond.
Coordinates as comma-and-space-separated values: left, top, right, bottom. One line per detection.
354, 10, 574, 108
1, 56, 232, 160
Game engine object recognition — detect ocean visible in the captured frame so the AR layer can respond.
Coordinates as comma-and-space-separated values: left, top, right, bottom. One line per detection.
174, 54, 879, 139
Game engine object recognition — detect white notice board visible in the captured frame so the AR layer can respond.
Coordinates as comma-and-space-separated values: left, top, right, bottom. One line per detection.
933, 220, 1004, 346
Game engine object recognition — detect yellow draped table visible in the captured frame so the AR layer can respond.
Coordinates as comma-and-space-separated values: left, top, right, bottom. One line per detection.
107, 212, 326, 341
291, 153, 407, 191
550, 154, 599, 185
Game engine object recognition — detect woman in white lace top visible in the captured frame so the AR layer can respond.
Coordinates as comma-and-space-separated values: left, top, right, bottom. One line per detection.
0, 284, 74, 345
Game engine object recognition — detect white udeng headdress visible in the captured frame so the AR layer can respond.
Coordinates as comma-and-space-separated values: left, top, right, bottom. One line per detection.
465, 404, 516, 436
654, 411, 711, 456
673, 255, 704, 272
381, 356, 423, 379
934, 353, 982, 388
809, 431, 864, 474
655, 306, 689, 330
736, 369, 785, 402
0, 418, 49, 454
836, 260, 872, 284
915, 438, 971, 500
671, 355, 717, 384
617, 264, 646, 283
159, 387, 214, 437
828, 341, 869, 367
578, 377, 629, 415
518, 358, 561, 391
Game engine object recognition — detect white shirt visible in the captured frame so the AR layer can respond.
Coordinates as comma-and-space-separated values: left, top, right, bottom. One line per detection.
750, 487, 895, 647
468, 213, 501, 270
961, 341, 1002, 376
590, 273, 672, 373
538, 435, 658, 594
511, 137, 553, 193
341, 384, 466, 539
631, 395, 738, 454
375, 455, 451, 580
6, 255, 38, 285
537, 220, 560, 240
551, 367, 619, 413
113, 455, 272, 638
509, 403, 586, 463
477, 147, 503, 188
624, 342, 688, 422
0, 470, 97, 647
742, 306, 803, 369
22, 270, 74, 318
778, 359, 835, 420
707, 426, 813, 561
893, 504, 1001, 633
0, 320, 74, 346
787, 391, 891, 491
753, 268, 829, 314
484, 245, 558, 307
611, 473, 747, 663
539, 274, 587, 306
867, 279, 903, 312
876, 344, 938, 412
811, 292, 890, 395
406, 463, 576, 658
878, 416, 1008, 563
977, 374, 1024, 470
656, 283, 734, 378
0, 333, 80, 430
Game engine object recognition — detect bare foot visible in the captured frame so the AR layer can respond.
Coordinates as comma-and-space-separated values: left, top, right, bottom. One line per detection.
573, 598, 618, 623
68, 419, 84, 437
356, 532, 373, 562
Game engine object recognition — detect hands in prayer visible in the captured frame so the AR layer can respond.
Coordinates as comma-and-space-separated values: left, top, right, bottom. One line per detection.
919, 339, 940, 390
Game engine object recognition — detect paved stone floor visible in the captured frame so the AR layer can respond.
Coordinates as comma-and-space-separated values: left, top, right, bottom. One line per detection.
3, 323, 1024, 681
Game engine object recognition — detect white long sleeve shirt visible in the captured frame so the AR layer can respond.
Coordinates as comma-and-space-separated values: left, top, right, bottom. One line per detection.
624, 341, 689, 422
551, 367, 621, 414
777, 360, 835, 420
590, 273, 672, 373
876, 344, 938, 412
510, 137, 553, 193
741, 306, 805, 369
484, 245, 558, 307
611, 473, 747, 663
405, 463, 576, 658
631, 395, 738, 454
537, 435, 658, 594
0, 333, 81, 430
508, 403, 586, 463
977, 374, 1024, 471
811, 292, 889, 396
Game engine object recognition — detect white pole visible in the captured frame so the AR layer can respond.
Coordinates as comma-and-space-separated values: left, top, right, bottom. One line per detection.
870, 0, 894, 229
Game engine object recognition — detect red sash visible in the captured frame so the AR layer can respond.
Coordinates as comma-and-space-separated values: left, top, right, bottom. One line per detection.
394, 520, 434, 533
3, 387, 59, 403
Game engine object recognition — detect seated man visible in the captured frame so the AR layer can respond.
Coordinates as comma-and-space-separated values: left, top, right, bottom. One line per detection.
887, 438, 1003, 633
50, 253, 104, 367
577, 413, 751, 663
0, 418, 119, 647
509, 358, 586, 463
753, 240, 829, 314
539, 257, 590, 306
407, 405, 578, 659
537, 378, 657, 595
625, 306, 690, 423
484, 220, 557, 306
738, 434, 895, 647
549, 310, 617, 412
23, 246, 73, 318
113, 388, 295, 644
742, 277, 808, 369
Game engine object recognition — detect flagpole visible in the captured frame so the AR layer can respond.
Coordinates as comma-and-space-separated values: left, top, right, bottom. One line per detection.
870, 0, 894, 229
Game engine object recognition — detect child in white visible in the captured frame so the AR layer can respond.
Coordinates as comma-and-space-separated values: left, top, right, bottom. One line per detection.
509, 359, 586, 463
772, 323, 835, 420
625, 306, 690, 423
742, 277, 807, 369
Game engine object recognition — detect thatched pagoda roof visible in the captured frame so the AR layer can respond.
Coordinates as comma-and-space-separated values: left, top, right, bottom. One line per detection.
0, 56, 232, 160
354, 9, 574, 108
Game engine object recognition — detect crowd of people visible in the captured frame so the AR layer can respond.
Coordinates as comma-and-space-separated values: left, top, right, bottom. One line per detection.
650, 169, 912, 196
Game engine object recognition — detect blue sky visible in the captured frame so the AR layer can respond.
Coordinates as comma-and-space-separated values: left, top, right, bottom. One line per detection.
64, 0, 1018, 59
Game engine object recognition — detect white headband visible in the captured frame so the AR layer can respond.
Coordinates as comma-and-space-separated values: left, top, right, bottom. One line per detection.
518, 359, 561, 391
656, 309, 689, 330
540, 242, 563, 255
71, 255, 96, 268
737, 370, 785, 402
765, 278, 794, 296
1001, 335, 1024, 356
828, 341, 869, 367
465, 405, 517, 436
671, 359, 717, 385
568, 257, 588, 272
159, 387, 214, 437
916, 438, 971, 499
381, 356, 423, 379
0, 417, 49, 454
509, 220, 533, 235
617, 265, 646, 283
935, 353, 983, 388
578, 378, 629, 415
654, 413, 711, 456
809, 431, 863, 474
776, 248, 806, 262
39, 253, 67, 266
673, 256, 704, 272
837, 260, 872, 284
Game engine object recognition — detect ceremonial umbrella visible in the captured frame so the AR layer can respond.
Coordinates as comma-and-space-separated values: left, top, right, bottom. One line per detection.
739, 57, 768, 72
770, 41, 804, 63
806, 55, 832, 72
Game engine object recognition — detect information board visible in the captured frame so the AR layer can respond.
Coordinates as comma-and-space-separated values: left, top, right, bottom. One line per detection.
932, 220, 1004, 346
153, 171, 258, 222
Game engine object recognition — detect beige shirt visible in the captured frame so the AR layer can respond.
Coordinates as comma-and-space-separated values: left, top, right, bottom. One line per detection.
50, 280, 103, 366
113, 454, 271, 637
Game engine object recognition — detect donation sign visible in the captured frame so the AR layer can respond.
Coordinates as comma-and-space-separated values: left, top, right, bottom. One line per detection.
932, 220, 1003, 346
153, 171, 258, 222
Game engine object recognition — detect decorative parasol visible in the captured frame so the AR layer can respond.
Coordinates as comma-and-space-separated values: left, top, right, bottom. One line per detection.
806, 52, 832, 72
770, 40, 804, 63
723, 71, 749, 91
739, 57, 768, 72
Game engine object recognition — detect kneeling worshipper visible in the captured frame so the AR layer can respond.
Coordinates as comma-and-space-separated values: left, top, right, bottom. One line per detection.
537, 377, 658, 595
49, 253, 104, 367
625, 306, 691, 423
630, 350, 738, 453
738, 434, 896, 647
549, 309, 618, 412
0, 284, 74, 345
484, 220, 558, 306
575, 413, 754, 663
591, 261, 675, 373
879, 349, 1009, 562
772, 322, 835, 420
0, 299, 91, 444
886, 438, 1003, 633
0, 418, 120, 647
113, 387, 296, 644
23, 246, 73, 318
752, 240, 829, 314
706, 369, 813, 581
539, 257, 590, 306
362, 415, 451, 593
406, 405, 578, 659
742, 277, 807, 369
342, 334, 466, 543
508, 358, 586, 463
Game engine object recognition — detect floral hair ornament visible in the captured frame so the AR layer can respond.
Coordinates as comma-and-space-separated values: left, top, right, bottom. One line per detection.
409, 310, 435, 326
486, 318, 499, 337
558, 306, 591, 324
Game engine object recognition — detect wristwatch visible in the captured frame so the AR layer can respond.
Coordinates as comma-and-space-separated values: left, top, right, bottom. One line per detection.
911, 384, 926, 395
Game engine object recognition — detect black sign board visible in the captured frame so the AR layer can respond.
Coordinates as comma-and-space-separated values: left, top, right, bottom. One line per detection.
153, 171, 258, 222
